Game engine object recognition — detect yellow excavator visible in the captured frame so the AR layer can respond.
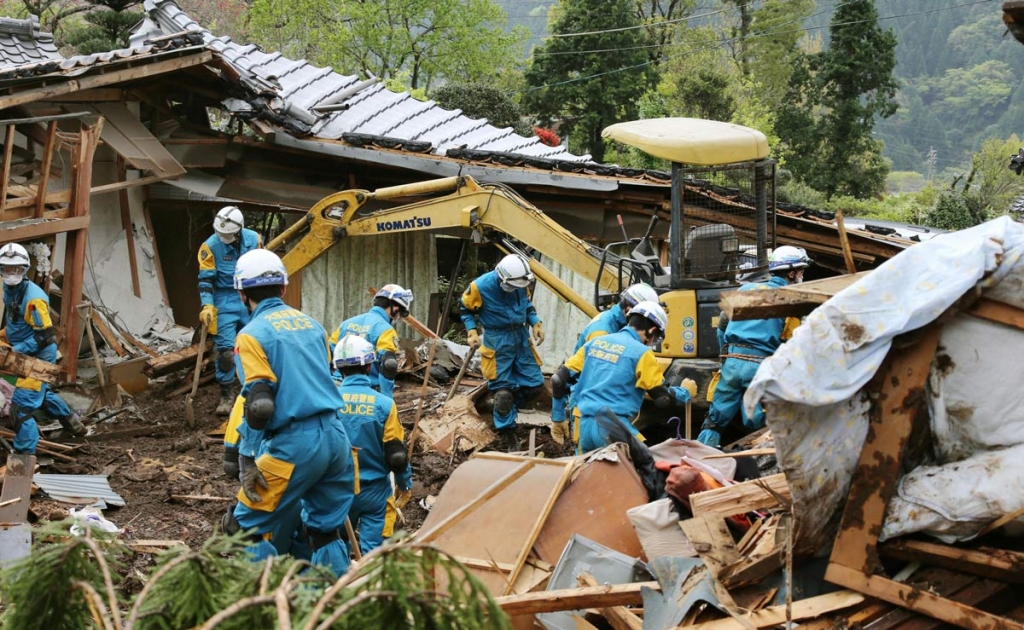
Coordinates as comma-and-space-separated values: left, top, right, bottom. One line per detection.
266, 118, 775, 418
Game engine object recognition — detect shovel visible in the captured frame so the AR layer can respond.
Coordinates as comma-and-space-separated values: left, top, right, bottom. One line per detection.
79, 304, 120, 409
184, 325, 208, 428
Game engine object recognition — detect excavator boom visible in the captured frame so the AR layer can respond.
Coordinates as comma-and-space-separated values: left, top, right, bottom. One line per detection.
268, 176, 626, 319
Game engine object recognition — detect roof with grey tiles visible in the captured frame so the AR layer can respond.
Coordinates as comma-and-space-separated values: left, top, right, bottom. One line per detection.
0, 15, 59, 68
132, 0, 589, 161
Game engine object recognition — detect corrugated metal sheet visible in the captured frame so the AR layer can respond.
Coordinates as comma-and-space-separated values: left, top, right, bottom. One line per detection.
532, 255, 594, 369
300, 232, 438, 343
137, 0, 589, 162
34, 474, 125, 509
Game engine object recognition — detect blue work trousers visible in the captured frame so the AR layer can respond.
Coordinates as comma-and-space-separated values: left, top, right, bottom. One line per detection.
12, 343, 72, 454
213, 290, 250, 385
577, 407, 642, 454
349, 478, 393, 555
705, 357, 765, 431
233, 413, 355, 577
480, 327, 544, 430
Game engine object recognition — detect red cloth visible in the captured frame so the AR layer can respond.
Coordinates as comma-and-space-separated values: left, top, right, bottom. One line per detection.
661, 461, 751, 533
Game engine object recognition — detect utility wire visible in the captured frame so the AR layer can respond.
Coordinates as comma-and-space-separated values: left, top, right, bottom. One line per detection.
551, 8, 725, 37
524, 0, 994, 92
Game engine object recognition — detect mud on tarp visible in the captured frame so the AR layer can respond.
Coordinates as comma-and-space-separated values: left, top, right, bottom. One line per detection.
745, 217, 1024, 552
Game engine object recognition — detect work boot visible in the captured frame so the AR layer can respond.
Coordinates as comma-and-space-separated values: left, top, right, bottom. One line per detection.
215, 384, 234, 417
499, 428, 521, 453
52, 411, 87, 440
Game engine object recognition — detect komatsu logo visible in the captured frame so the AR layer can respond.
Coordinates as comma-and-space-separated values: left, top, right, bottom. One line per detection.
376, 217, 431, 231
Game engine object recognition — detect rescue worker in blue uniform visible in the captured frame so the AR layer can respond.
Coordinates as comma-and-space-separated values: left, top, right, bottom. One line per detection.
0, 243, 85, 453
330, 284, 413, 398
550, 282, 659, 445
697, 246, 811, 447
552, 301, 697, 454
197, 206, 262, 417
333, 334, 413, 555
222, 249, 355, 576
460, 254, 545, 451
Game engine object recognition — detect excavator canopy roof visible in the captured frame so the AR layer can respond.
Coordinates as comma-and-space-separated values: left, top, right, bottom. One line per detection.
602, 118, 769, 166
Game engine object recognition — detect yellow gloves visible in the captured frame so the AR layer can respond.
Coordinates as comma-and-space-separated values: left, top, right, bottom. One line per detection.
395, 487, 413, 510
681, 378, 698, 400
550, 420, 571, 446
532, 322, 545, 346
199, 304, 218, 335
466, 329, 481, 348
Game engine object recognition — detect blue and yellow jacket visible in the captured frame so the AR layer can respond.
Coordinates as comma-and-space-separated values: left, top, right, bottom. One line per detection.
721, 276, 800, 356
335, 373, 412, 490
233, 297, 342, 457
565, 327, 667, 421
459, 270, 540, 333
330, 306, 400, 386
3, 280, 55, 357
573, 303, 627, 353
197, 229, 262, 307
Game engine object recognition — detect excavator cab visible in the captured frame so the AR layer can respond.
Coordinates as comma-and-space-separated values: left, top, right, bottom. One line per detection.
602, 118, 776, 411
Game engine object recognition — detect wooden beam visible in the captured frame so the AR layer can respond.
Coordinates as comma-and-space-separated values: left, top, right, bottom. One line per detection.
0, 215, 89, 243
825, 564, 1021, 630
142, 340, 213, 377
676, 590, 866, 630
116, 157, 141, 297
827, 325, 941, 575
42, 89, 125, 102
578, 573, 643, 630
689, 473, 791, 518
835, 208, 857, 274
721, 290, 824, 321
967, 298, 1024, 331
3, 173, 173, 211
90, 310, 126, 357
0, 345, 61, 382
880, 539, 1024, 585
0, 454, 35, 524
493, 581, 659, 616
0, 124, 14, 218
57, 120, 102, 383
0, 51, 215, 111
142, 202, 170, 308
33, 120, 57, 219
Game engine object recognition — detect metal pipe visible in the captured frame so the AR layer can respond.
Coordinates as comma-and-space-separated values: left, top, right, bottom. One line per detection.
670, 162, 683, 289
314, 77, 379, 112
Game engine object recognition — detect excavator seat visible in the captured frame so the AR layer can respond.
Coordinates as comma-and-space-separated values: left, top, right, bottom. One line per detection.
684, 224, 738, 277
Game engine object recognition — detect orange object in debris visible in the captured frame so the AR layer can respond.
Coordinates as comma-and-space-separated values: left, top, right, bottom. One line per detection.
660, 461, 751, 533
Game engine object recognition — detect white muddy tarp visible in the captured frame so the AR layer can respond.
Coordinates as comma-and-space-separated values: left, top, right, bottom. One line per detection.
744, 216, 1024, 551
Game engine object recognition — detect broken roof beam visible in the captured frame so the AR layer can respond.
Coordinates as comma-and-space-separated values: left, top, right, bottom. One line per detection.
0, 50, 214, 111
0, 215, 89, 241
492, 580, 659, 616
721, 272, 870, 321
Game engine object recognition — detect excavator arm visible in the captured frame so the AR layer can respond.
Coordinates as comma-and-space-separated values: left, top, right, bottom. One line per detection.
267, 176, 627, 319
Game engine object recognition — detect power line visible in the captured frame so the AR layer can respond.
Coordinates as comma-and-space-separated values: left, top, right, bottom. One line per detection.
551, 8, 725, 38
524, 0, 994, 92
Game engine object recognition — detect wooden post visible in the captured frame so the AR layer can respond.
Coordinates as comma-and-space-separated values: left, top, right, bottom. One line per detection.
116, 157, 141, 298
835, 208, 857, 275
58, 119, 103, 383
0, 124, 14, 219
33, 120, 58, 219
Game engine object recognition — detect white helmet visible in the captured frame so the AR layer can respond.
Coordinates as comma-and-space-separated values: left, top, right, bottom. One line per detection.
214, 206, 244, 238
0, 243, 30, 286
620, 282, 658, 310
629, 300, 668, 332
496, 254, 534, 290
233, 249, 288, 289
333, 334, 376, 369
769, 246, 811, 272
375, 284, 414, 315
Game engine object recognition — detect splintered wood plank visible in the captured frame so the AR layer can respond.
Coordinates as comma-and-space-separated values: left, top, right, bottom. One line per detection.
34, 120, 58, 218
680, 514, 740, 580
827, 325, 941, 575
494, 581, 658, 616
967, 298, 1024, 332
678, 590, 866, 630
721, 272, 869, 320
579, 573, 643, 630
689, 473, 791, 518
143, 341, 213, 377
0, 454, 35, 524
880, 539, 1024, 585
0, 345, 61, 383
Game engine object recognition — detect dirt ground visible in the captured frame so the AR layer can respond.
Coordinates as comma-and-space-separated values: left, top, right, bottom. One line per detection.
26, 371, 571, 558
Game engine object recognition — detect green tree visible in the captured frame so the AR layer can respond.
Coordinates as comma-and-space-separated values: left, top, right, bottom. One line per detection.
967, 134, 1024, 216
523, 0, 658, 162
744, 0, 815, 109
431, 82, 532, 135
64, 0, 142, 55
777, 0, 898, 199
248, 0, 527, 91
